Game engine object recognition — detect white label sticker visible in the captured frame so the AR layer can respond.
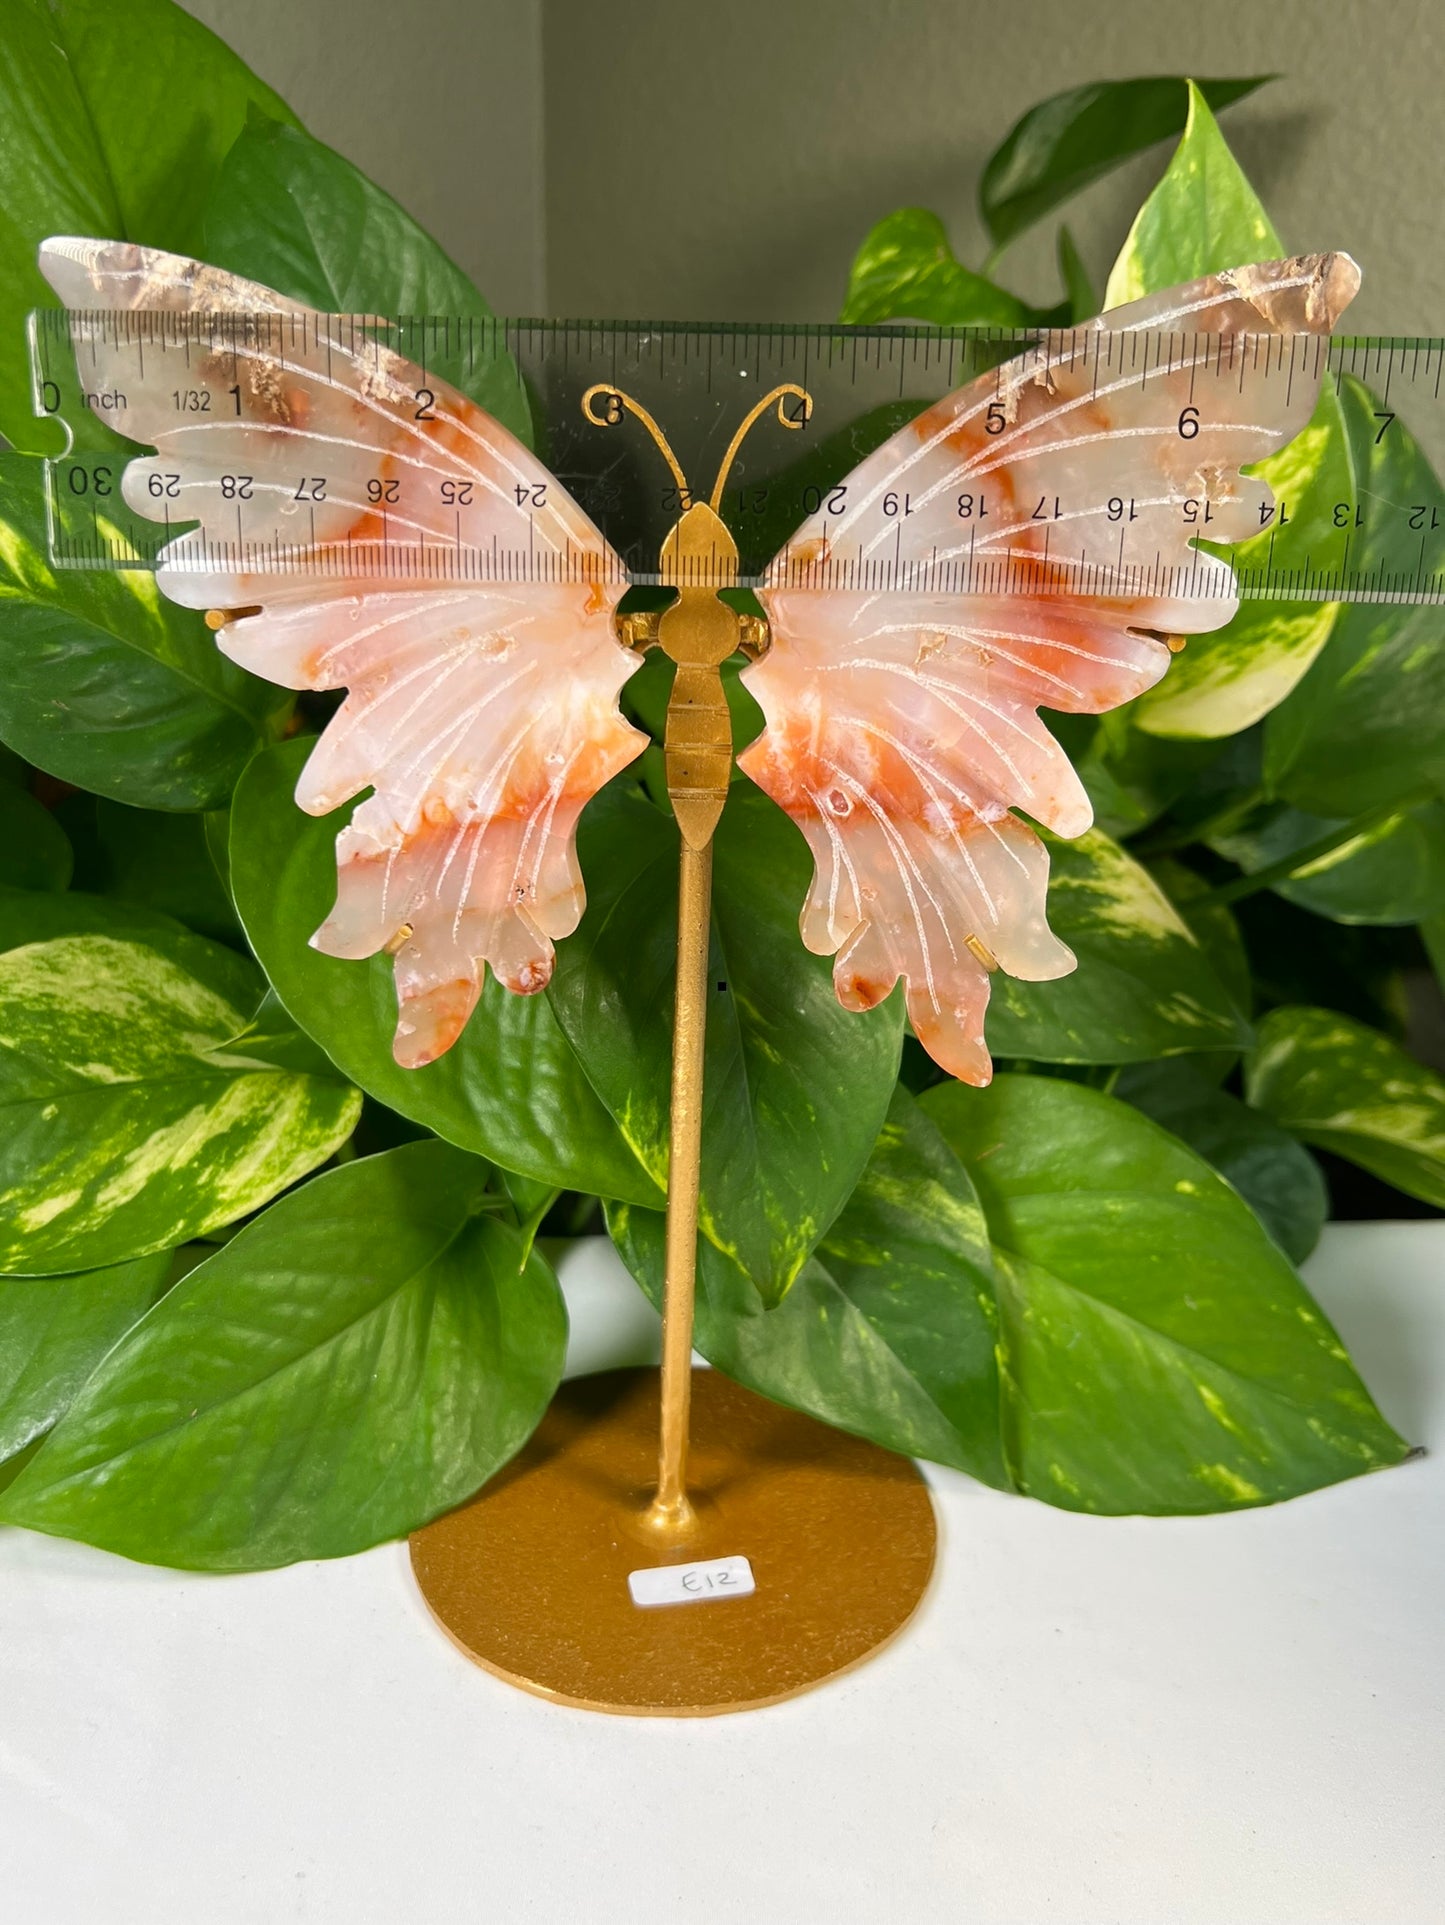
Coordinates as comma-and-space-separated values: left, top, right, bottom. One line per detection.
628, 1554, 756, 1608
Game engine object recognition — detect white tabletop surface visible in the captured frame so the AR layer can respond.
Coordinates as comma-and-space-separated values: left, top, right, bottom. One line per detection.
2, 1222, 1442, 1925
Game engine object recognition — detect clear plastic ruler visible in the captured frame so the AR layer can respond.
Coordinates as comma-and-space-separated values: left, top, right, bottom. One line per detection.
27, 309, 1445, 602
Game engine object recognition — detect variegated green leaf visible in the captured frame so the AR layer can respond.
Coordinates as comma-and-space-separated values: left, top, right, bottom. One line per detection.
840, 208, 1032, 326
1149, 857, 1253, 1013
980, 76, 1269, 254
1113, 1057, 1326, 1262
1104, 81, 1280, 308
1102, 83, 1353, 739
0, 1250, 170, 1462
0, 882, 258, 1006
0, 931, 359, 1273
924, 1075, 1407, 1512
1247, 1006, 1445, 1209
1265, 380, 1445, 816
0, 454, 288, 809
986, 828, 1249, 1063
618, 1072, 1398, 1513
0, 1142, 566, 1568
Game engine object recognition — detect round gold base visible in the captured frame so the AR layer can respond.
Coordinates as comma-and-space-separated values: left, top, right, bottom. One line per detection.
409, 1367, 937, 1716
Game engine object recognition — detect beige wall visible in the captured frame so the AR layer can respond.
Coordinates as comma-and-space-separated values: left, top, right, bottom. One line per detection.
541, 0, 1444, 337
189, 0, 1443, 338
182, 0, 546, 313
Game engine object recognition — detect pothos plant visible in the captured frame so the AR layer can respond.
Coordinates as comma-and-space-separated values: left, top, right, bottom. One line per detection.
0, 7, 1438, 1570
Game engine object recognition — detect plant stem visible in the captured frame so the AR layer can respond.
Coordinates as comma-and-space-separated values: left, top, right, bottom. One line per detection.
1199, 788, 1435, 907
1135, 786, 1267, 857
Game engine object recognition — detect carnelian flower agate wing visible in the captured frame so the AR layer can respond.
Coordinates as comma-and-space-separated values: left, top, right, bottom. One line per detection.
39, 237, 646, 1067
740, 254, 1361, 1084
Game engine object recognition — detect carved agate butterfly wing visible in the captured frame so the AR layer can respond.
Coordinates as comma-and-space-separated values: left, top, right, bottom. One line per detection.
40, 237, 647, 1068
41, 240, 1358, 1087
739, 254, 1360, 1082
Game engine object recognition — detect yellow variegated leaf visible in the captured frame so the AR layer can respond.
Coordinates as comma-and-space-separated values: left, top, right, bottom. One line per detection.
0, 933, 359, 1273
1248, 1007, 1445, 1209
985, 829, 1250, 1063
1104, 82, 1281, 308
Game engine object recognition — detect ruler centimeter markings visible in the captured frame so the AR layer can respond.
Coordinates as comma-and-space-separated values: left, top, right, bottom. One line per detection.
25, 307, 1445, 600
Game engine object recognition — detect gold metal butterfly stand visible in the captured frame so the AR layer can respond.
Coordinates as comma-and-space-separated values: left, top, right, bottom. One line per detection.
409, 386, 936, 1716
38, 236, 1359, 1717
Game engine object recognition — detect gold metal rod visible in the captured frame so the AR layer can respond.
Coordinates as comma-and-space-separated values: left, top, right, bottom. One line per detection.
643, 832, 714, 1542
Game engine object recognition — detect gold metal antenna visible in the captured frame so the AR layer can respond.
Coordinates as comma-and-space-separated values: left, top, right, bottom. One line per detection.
707, 383, 812, 511
580, 384, 692, 502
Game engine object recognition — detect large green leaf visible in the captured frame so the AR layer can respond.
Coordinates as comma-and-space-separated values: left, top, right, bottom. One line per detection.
0, 926, 359, 1273
204, 114, 530, 444
0, 454, 287, 808
986, 827, 1249, 1064
1247, 1006, 1445, 1209
1104, 80, 1281, 308
0, 777, 70, 890
550, 782, 904, 1304
0, 1142, 565, 1568
1265, 379, 1445, 816
924, 1075, 1408, 1512
1211, 799, 1445, 925
0, 0, 119, 450
1113, 1057, 1326, 1262
0, 1249, 169, 1462
86, 798, 242, 943
840, 209, 1032, 327
608, 1086, 1008, 1484
981, 76, 1270, 254
0, 0, 299, 451
228, 737, 657, 1205
35, 0, 299, 251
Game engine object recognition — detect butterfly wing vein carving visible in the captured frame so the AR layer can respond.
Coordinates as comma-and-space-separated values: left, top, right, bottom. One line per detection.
40, 237, 647, 1067
741, 254, 1360, 1081
40, 239, 1358, 1082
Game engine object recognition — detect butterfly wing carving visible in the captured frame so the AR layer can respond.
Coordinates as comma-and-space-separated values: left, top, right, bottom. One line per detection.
40, 237, 647, 1067
739, 254, 1361, 1083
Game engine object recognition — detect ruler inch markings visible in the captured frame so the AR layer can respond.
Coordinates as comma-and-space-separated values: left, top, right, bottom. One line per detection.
33, 311, 1445, 602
